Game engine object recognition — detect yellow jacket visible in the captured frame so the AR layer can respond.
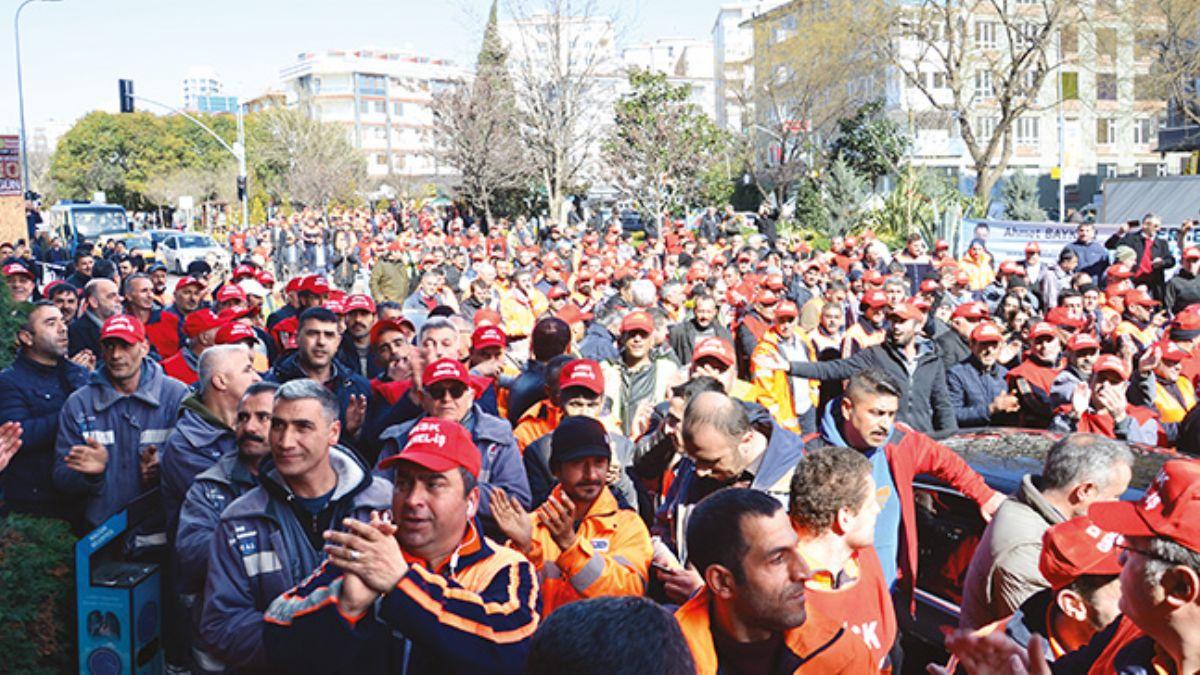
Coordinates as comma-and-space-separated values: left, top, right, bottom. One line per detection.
1154, 376, 1197, 424
500, 287, 548, 338
959, 255, 995, 291
751, 330, 817, 433
523, 485, 653, 616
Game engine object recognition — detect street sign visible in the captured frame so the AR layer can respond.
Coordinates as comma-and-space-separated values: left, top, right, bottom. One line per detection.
0, 136, 21, 197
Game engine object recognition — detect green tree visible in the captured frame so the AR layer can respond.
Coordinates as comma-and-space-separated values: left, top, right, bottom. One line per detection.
821, 158, 870, 237
1001, 170, 1047, 221
246, 107, 367, 211
0, 514, 76, 672
602, 68, 732, 226
830, 100, 910, 185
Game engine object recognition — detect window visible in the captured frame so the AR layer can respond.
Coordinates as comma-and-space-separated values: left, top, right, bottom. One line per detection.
358, 99, 370, 114
1134, 76, 1157, 102
1016, 116, 1040, 145
1013, 22, 1040, 51
357, 74, 386, 95
975, 20, 998, 49
909, 72, 927, 89
772, 14, 797, 44
1096, 73, 1117, 101
372, 127, 387, 141
974, 115, 999, 140
1060, 72, 1079, 100
974, 70, 995, 100
1135, 30, 1159, 60
1061, 26, 1078, 55
914, 484, 986, 607
373, 100, 387, 114
1095, 28, 1117, 60
1139, 162, 1166, 177
393, 101, 404, 116
1096, 117, 1116, 144
932, 72, 947, 89
1133, 118, 1157, 144
374, 153, 387, 165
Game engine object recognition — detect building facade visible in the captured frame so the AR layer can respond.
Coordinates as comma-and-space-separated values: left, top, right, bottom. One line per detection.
712, 1, 786, 132
182, 66, 238, 113
278, 49, 468, 180
621, 38, 717, 120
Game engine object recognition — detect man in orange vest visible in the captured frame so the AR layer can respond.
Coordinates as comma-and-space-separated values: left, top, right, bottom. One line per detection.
674, 488, 875, 674
491, 416, 651, 616
789, 446, 898, 671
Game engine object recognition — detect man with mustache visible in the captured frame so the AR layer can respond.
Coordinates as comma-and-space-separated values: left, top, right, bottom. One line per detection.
674, 488, 874, 674
491, 415, 652, 616
335, 293, 383, 378
174, 381, 278, 672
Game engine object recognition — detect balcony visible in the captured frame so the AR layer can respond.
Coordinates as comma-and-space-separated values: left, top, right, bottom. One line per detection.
1157, 124, 1200, 153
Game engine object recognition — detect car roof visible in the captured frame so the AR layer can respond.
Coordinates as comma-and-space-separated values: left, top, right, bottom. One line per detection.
925, 427, 1178, 499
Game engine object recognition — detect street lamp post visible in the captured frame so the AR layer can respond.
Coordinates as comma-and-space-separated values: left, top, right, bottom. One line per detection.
13, 0, 61, 196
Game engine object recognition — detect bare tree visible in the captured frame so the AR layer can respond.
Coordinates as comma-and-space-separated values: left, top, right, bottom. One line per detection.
502, 0, 619, 221
250, 106, 367, 211
745, 0, 888, 204
878, 0, 1081, 204
1138, 0, 1200, 127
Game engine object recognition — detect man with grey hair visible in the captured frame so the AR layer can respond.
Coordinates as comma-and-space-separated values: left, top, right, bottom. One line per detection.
1106, 211, 1176, 299
68, 277, 123, 357
402, 269, 455, 317
959, 432, 1134, 629
629, 278, 658, 308
162, 344, 262, 539
199, 379, 392, 670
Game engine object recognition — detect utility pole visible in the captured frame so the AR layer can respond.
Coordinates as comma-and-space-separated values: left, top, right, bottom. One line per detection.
14, 0, 63, 196
1057, 27, 1066, 225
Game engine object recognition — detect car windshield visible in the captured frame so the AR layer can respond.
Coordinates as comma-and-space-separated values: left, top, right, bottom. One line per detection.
177, 234, 217, 249
72, 209, 127, 238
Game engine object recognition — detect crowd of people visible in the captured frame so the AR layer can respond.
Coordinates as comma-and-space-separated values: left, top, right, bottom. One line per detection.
1, 201, 1200, 674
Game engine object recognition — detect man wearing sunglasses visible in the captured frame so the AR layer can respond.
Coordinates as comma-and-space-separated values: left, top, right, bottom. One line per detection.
375, 358, 530, 540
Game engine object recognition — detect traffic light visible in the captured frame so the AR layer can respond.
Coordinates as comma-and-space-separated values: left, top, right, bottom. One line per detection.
236, 176, 247, 201
119, 80, 135, 113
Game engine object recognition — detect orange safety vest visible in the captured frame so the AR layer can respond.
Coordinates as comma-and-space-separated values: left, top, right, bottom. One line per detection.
802, 547, 898, 672
513, 400, 563, 453
1154, 376, 1197, 424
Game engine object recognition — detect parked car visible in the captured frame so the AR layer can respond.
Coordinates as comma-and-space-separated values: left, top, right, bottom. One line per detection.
145, 228, 180, 252
901, 427, 1178, 673
160, 233, 231, 274
98, 232, 156, 261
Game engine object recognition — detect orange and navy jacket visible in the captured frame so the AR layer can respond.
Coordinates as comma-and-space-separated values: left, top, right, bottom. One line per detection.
263, 519, 540, 674
513, 400, 563, 453
842, 318, 885, 358
674, 588, 876, 675
802, 546, 897, 672
521, 485, 652, 615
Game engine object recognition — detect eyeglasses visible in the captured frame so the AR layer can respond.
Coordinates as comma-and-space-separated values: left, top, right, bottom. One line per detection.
426, 383, 468, 400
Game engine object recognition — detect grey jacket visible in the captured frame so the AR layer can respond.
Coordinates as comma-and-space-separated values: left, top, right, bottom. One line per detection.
959, 474, 1065, 630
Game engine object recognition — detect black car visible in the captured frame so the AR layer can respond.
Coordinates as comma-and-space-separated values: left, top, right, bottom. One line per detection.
900, 428, 1178, 673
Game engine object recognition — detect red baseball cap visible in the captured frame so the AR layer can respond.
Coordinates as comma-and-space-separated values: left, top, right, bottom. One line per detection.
1090, 460, 1200, 554
100, 314, 146, 344
765, 273, 785, 291
621, 310, 654, 335
888, 300, 924, 323
344, 294, 376, 314
1158, 341, 1190, 363
1108, 263, 1134, 280
692, 338, 736, 367
285, 277, 303, 293
775, 300, 799, 321
216, 321, 257, 345
370, 318, 411, 346
970, 322, 1004, 344
1045, 306, 1086, 330
919, 279, 941, 294
559, 358, 604, 395
175, 276, 204, 293
935, 239, 950, 251
862, 269, 885, 287
183, 309, 224, 338
3, 263, 33, 279
472, 325, 507, 350
861, 289, 889, 309
955, 271, 971, 286
754, 289, 779, 306
232, 264, 256, 280
423, 358, 469, 387
299, 275, 331, 296
217, 306, 254, 324
1028, 321, 1059, 341
1184, 246, 1200, 261
1025, 242, 1041, 255
1066, 332, 1101, 352
547, 285, 570, 301
951, 302, 989, 321
999, 260, 1024, 276
473, 308, 503, 328
555, 303, 592, 326
323, 299, 346, 315
1038, 516, 1124, 591
1125, 289, 1159, 307
216, 284, 247, 304
257, 270, 275, 287
378, 418, 481, 478
1093, 354, 1129, 379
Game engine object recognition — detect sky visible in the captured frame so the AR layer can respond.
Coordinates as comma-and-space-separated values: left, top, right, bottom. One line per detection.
0, 0, 722, 138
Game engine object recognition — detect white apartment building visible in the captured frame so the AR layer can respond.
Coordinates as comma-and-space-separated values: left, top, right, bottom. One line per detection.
621, 38, 717, 120
278, 49, 469, 179
182, 66, 238, 114
712, 1, 787, 132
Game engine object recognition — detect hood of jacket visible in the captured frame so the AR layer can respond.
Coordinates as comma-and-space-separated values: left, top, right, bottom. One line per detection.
257, 445, 377, 506
270, 352, 356, 390
818, 396, 895, 452
177, 393, 235, 447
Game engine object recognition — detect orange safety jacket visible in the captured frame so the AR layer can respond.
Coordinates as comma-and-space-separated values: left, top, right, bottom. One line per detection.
802, 546, 898, 672
513, 400, 564, 453
842, 319, 886, 358
1154, 375, 1196, 424
521, 485, 652, 616
751, 330, 817, 433
675, 588, 876, 675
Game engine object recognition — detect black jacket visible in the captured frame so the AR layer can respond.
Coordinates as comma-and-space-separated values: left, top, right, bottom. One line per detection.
1165, 269, 1200, 314
667, 317, 733, 365
935, 329, 970, 369
1105, 230, 1176, 297
67, 311, 103, 358
786, 339, 959, 436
